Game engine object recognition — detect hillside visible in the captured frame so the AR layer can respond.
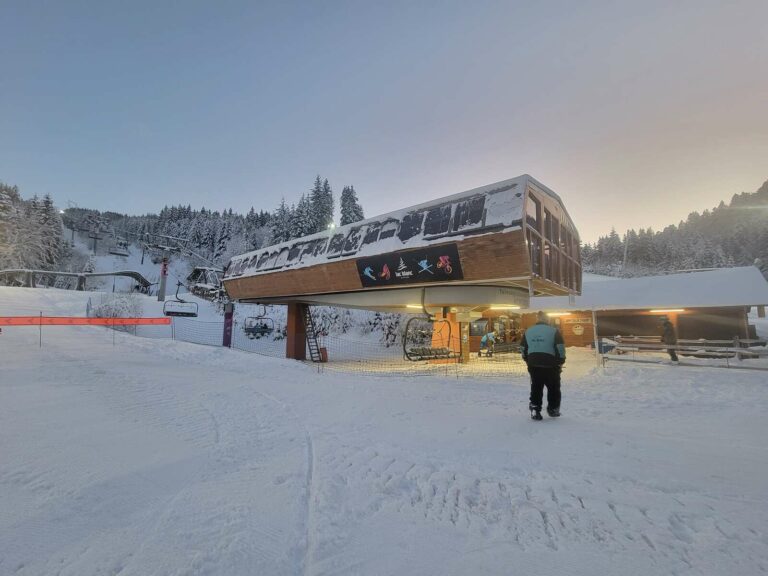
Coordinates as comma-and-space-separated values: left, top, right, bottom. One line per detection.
582, 180, 768, 277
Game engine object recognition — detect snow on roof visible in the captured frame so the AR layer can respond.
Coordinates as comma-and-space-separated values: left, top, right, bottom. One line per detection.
225, 174, 568, 281
527, 267, 768, 311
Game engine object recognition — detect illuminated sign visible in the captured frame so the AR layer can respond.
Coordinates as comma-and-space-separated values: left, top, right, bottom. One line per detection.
356, 243, 464, 287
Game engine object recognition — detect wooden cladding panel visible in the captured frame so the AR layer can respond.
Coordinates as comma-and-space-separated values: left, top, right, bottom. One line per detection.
225, 229, 546, 301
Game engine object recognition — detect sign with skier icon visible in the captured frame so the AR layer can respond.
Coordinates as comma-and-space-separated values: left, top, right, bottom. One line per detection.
356, 243, 463, 287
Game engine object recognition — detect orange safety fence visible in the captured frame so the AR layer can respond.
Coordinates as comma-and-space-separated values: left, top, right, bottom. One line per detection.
0, 316, 171, 326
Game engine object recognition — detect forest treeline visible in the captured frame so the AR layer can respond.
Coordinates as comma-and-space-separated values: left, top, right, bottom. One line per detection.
1, 175, 766, 277
582, 180, 768, 277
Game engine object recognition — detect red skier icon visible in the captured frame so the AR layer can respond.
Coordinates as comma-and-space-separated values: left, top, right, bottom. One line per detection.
380, 263, 391, 280
437, 255, 453, 274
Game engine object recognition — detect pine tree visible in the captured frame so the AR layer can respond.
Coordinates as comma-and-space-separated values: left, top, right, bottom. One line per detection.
319, 178, 334, 230
308, 175, 324, 234
270, 199, 291, 245
290, 195, 314, 239
340, 185, 364, 225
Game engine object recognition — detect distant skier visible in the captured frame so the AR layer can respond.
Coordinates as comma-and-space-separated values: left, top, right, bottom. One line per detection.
662, 320, 679, 363
479, 330, 496, 357
521, 311, 566, 420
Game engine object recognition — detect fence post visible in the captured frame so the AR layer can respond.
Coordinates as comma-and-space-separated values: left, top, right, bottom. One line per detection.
39, 311, 42, 348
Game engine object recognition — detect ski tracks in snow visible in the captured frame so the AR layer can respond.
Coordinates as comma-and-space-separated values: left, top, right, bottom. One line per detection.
305, 443, 768, 576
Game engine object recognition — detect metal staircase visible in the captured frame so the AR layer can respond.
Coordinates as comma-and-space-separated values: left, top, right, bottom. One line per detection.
302, 305, 323, 362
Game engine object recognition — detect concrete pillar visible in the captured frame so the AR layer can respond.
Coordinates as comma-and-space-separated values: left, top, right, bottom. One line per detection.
758, 305, 765, 319
430, 310, 461, 363
26, 271, 35, 288
286, 303, 307, 360
459, 321, 470, 364
76, 275, 86, 291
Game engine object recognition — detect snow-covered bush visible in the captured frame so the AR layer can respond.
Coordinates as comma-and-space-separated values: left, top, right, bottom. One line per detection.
90, 293, 144, 319
361, 312, 403, 347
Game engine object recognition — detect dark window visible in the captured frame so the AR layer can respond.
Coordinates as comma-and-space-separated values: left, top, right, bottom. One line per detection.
452, 196, 485, 231
398, 212, 424, 242
256, 251, 272, 270
551, 216, 560, 246
551, 249, 560, 284
544, 242, 552, 280
362, 223, 381, 246
559, 224, 567, 251
287, 243, 303, 262
527, 230, 542, 275
544, 210, 553, 241
379, 220, 398, 239
526, 194, 541, 230
263, 251, 280, 269
300, 242, 317, 260
470, 319, 489, 336
313, 239, 328, 256
343, 227, 363, 253
326, 233, 346, 258
424, 204, 451, 236
273, 247, 289, 268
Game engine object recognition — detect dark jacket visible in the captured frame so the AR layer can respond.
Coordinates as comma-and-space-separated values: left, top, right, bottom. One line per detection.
521, 321, 566, 368
662, 322, 677, 345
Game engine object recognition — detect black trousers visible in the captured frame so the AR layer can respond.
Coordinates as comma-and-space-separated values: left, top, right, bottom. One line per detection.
667, 348, 678, 362
528, 366, 561, 410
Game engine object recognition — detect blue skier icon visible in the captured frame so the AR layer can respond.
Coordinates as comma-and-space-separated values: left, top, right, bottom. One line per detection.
417, 259, 434, 274
363, 266, 377, 281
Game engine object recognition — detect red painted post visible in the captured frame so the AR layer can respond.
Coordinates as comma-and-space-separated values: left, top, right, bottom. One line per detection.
286, 303, 307, 360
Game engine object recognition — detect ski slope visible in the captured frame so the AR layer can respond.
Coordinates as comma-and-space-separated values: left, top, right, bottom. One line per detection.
1, 287, 767, 576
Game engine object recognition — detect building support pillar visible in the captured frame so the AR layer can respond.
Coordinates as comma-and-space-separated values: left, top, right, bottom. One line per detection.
591, 309, 601, 366
286, 302, 307, 360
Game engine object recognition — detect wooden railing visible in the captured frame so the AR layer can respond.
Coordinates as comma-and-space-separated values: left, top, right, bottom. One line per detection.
599, 335, 768, 370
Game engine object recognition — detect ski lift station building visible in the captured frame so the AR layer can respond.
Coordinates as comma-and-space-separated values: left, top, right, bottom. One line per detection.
223, 174, 582, 361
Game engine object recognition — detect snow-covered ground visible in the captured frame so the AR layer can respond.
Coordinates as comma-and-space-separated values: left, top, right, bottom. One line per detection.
1, 287, 767, 576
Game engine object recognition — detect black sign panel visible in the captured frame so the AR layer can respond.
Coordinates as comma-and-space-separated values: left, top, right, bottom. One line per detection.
356, 243, 464, 287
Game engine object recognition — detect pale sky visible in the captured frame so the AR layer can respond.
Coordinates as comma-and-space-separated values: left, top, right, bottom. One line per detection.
1, 0, 766, 242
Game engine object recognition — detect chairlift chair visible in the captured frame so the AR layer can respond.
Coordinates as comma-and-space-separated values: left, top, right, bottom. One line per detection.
402, 316, 457, 361
109, 241, 130, 257
243, 305, 275, 339
163, 282, 199, 318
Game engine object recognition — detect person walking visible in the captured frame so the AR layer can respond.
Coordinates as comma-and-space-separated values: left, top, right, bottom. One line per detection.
521, 311, 566, 420
662, 319, 679, 363
479, 330, 496, 357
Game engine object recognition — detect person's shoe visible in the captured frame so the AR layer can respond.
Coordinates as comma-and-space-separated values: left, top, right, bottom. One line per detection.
547, 407, 561, 418
531, 409, 543, 421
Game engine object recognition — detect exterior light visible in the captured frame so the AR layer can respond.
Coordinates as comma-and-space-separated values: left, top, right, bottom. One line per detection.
547, 312, 571, 317
490, 305, 521, 310
328, 223, 336, 230
406, 304, 423, 309
649, 309, 685, 313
